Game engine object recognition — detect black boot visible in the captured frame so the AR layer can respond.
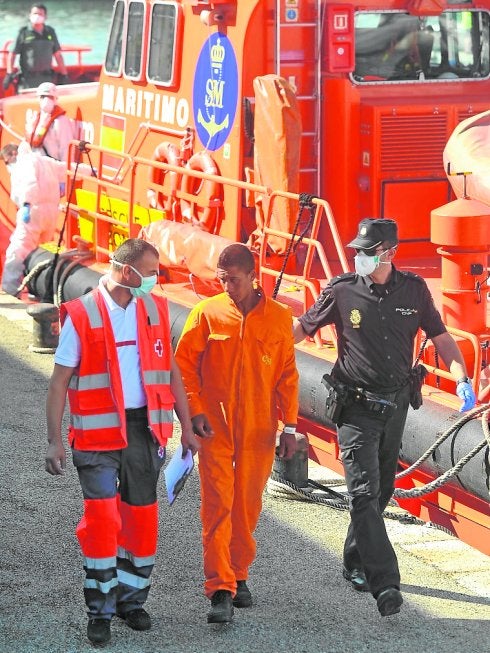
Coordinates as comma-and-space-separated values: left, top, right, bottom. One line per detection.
87, 618, 111, 645
233, 580, 253, 607
207, 590, 234, 623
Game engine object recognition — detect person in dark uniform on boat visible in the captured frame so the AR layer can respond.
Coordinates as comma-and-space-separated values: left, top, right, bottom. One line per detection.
3, 4, 68, 92
293, 218, 476, 617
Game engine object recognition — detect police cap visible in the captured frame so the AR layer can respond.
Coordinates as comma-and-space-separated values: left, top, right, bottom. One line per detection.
347, 218, 398, 250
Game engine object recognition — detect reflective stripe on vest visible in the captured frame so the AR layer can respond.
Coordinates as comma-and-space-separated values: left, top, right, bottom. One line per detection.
149, 407, 174, 426
69, 372, 110, 391
80, 293, 104, 328
141, 293, 159, 325
143, 370, 171, 385
72, 412, 121, 430
117, 547, 155, 569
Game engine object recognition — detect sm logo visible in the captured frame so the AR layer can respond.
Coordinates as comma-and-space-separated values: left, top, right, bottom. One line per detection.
193, 33, 238, 151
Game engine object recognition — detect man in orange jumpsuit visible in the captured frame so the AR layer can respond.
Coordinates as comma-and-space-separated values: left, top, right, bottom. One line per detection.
175, 243, 299, 623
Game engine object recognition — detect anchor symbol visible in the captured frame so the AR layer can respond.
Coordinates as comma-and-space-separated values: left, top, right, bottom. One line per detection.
197, 110, 229, 138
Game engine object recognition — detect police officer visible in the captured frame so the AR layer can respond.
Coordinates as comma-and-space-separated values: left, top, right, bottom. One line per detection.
3, 4, 68, 92
293, 218, 476, 617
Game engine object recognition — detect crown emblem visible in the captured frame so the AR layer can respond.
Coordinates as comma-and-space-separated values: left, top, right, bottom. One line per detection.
211, 39, 225, 67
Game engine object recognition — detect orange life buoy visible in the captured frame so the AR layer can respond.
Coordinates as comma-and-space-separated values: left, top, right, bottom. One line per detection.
179, 151, 221, 233
147, 141, 181, 216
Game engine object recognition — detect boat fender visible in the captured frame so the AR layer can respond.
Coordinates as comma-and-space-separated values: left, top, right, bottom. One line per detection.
179, 151, 221, 233
147, 141, 181, 215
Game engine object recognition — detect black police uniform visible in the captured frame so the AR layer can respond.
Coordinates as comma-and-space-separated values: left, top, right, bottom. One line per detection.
298, 266, 446, 596
13, 24, 61, 90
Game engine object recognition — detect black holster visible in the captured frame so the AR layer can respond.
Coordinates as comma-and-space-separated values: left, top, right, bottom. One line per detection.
321, 374, 351, 425
409, 364, 428, 409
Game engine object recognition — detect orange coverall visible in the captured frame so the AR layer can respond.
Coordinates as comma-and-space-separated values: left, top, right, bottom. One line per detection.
175, 291, 299, 598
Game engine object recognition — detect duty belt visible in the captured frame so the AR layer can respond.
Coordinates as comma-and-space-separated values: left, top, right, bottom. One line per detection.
350, 388, 397, 415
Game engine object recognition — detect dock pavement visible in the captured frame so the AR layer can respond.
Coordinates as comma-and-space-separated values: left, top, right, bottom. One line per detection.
0, 291, 489, 653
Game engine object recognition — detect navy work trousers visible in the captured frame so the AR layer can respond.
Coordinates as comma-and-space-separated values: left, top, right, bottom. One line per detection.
337, 384, 410, 596
72, 408, 166, 619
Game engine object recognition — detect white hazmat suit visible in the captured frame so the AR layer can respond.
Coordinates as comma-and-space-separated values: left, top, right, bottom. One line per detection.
1, 143, 66, 296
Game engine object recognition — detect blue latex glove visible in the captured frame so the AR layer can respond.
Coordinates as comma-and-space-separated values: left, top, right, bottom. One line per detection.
19, 204, 31, 224
456, 381, 476, 412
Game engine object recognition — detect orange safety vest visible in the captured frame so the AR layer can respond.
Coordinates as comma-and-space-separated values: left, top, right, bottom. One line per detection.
27, 105, 66, 149
60, 288, 175, 450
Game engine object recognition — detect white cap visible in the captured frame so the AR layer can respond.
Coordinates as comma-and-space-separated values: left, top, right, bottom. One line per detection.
36, 82, 57, 99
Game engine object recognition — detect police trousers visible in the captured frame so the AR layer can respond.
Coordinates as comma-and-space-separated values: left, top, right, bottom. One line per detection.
337, 384, 410, 596
72, 408, 166, 619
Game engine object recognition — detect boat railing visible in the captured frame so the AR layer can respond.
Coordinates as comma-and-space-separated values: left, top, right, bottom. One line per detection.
0, 41, 13, 69
98, 123, 193, 186
59, 44, 93, 67
1, 41, 93, 69
414, 325, 490, 397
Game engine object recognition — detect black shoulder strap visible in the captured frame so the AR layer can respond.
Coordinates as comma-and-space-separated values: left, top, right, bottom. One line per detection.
401, 270, 425, 284
330, 272, 356, 286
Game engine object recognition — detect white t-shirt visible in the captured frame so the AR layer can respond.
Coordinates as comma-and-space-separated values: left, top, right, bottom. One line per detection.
55, 276, 146, 408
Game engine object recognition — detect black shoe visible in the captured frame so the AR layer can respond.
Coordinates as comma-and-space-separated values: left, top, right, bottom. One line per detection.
376, 587, 403, 616
207, 590, 234, 623
233, 580, 253, 608
87, 618, 111, 645
117, 607, 151, 631
342, 567, 370, 592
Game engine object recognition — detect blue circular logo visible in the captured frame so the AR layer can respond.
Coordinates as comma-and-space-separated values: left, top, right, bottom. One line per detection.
193, 33, 238, 152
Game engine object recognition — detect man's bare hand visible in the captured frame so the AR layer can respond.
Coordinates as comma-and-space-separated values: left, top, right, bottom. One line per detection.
191, 413, 214, 439
45, 442, 66, 475
278, 431, 297, 460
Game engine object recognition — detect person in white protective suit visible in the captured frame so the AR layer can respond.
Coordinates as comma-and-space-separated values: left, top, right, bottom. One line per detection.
26, 82, 74, 163
0, 141, 66, 296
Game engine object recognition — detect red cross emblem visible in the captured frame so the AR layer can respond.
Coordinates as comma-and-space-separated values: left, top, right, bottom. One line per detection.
154, 338, 163, 357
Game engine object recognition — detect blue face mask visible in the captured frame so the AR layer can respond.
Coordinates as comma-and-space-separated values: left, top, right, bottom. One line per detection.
110, 262, 157, 297
128, 265, 157, 297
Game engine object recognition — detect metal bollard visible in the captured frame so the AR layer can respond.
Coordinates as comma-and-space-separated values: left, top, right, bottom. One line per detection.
272, 432, 309, 488
26, 302, 60, 353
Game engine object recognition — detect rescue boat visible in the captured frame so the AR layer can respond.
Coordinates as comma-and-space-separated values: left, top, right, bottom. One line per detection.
0, 1, 489, 556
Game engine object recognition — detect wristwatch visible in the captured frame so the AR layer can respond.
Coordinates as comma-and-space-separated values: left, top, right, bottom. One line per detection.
456, 376, 470, 385
283, 425, 296, 434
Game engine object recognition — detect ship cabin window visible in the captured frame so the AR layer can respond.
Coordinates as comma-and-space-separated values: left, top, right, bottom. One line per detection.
352, 10, 490, 83
105, 0, 125, 75
147, 2, 179, 86
125, 1, 145, 79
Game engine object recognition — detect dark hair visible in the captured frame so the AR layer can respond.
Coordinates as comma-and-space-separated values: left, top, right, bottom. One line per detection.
31, 4, 47, 14
112, 239, 159, 266
0, 143, 18, 160
217, 243, 255, 273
